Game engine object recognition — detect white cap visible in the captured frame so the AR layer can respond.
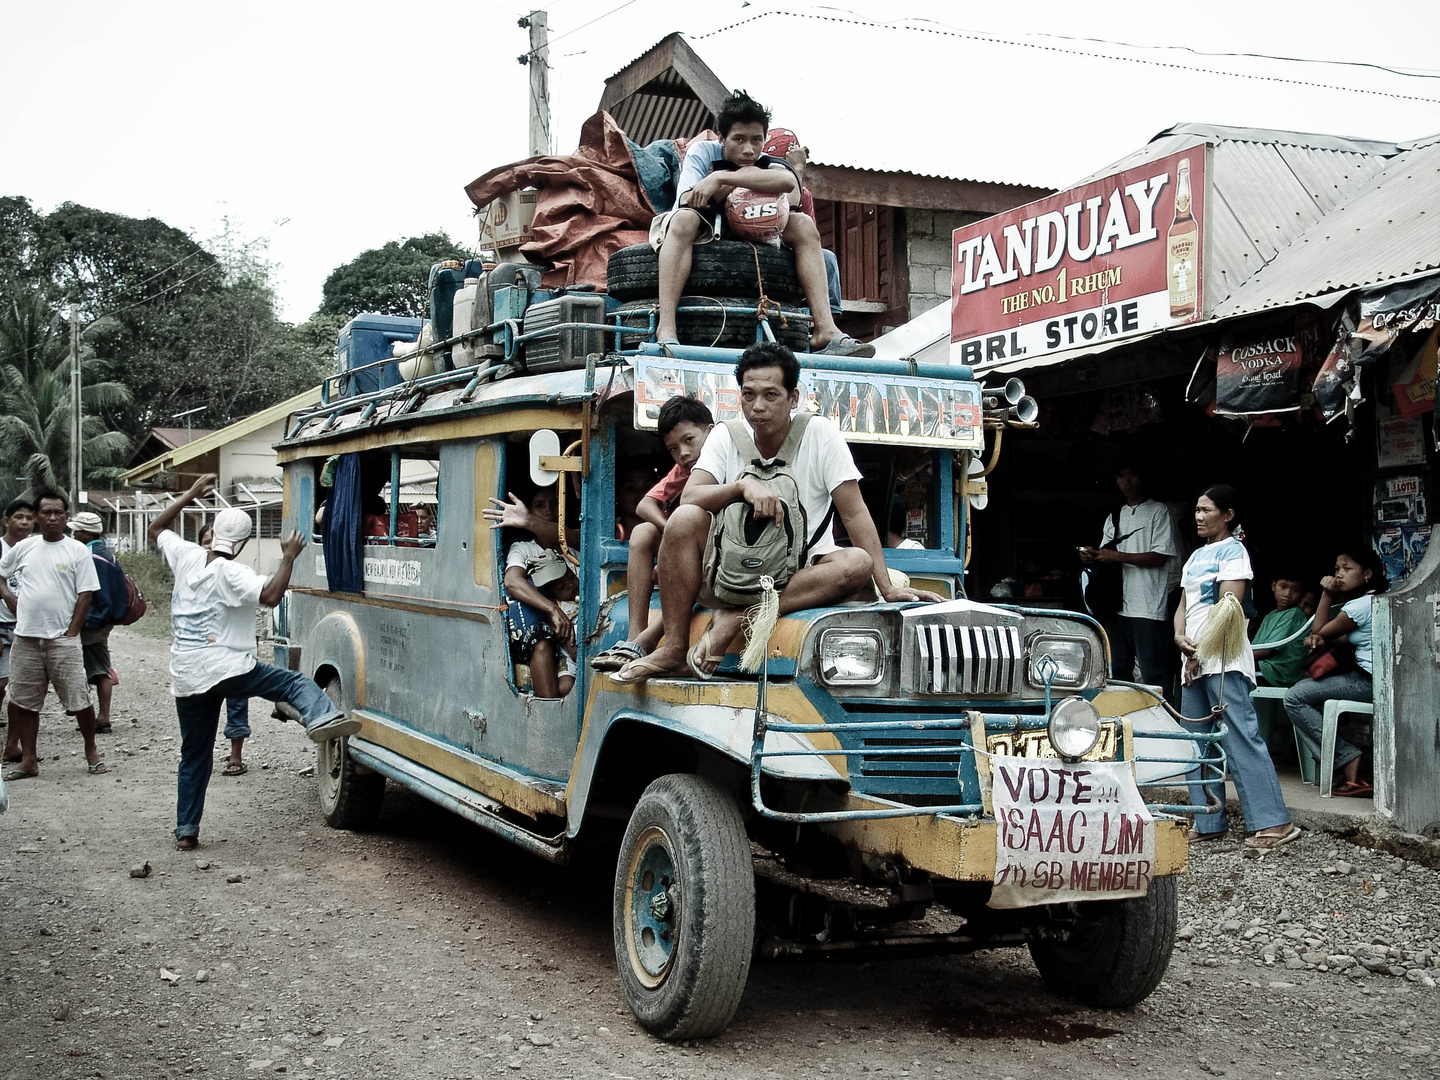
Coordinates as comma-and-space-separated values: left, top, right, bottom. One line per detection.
210, 508, 253, 554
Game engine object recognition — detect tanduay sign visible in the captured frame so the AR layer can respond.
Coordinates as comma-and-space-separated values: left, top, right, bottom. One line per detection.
951, 143, 1206, 366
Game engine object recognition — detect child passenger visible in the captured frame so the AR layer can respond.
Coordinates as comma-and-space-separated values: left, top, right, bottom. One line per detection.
1252, 572, 1311, 688
503, 486, 579, 698
592, 396, 715, 673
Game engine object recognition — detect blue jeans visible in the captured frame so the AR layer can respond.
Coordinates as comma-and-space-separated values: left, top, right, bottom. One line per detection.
822, 248, 842, 315
1107, 615, 1172, 690
174, 662, 341, 840
1283, 671, 1372, 771
1180, 672, 1290, 836
224, 699, 250, 741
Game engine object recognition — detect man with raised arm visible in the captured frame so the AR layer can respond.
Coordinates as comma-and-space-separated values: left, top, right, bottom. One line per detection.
149, 474, 359, 850
614, 342, 939, 682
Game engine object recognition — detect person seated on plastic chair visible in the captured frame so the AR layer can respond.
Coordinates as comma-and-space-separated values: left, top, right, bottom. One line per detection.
1282, 548, 1388, 798
649, 91, 872, 358
1251, 571, 1310, 688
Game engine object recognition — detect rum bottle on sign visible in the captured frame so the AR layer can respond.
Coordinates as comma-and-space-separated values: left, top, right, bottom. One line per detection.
1167, 158, 1199, 319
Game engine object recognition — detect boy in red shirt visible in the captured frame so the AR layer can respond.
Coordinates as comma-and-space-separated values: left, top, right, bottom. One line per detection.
592, 396, 714, 671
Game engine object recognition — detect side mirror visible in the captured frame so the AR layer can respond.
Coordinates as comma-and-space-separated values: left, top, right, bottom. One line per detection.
528, 430, 561, 486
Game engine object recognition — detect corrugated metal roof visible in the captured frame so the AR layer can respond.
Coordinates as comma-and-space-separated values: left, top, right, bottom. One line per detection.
1069, 124, 1394, 310
1213, 138, 1440, 318
608, 68, 715, 147
604, 12, 1440, 192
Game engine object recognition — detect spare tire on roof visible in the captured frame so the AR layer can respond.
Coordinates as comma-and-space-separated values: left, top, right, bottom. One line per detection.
614, 296, 811, 352
606, 241, 806, 304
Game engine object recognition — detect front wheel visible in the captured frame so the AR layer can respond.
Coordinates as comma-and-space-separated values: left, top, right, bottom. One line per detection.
1027, 874, 1178, 1008
317, 677, 384, 830
613, 774, 755, 1040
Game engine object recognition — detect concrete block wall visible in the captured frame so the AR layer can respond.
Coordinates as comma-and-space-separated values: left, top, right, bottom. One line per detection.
905, 209, 986, 320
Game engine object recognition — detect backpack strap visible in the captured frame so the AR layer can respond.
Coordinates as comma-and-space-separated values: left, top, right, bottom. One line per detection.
725, 418, 761, 464
773, 412, 811, 466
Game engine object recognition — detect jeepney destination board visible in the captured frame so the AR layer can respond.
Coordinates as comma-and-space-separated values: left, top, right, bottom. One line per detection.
988, 757, 1156, 909
952, 143, 1206, 368
634, 356, 984, 450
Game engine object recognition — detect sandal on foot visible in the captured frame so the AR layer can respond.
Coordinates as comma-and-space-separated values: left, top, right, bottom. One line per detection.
815, 333, 876, 358
609, 655, 687, 685
1186, 828, 1227, 842
688, 628, 726, 680
95, 722, 112, 734
3, 767, 38, 781
222, 759, 248, 777
175, 836, 199, 851
1244, 824, 1301, 851
87, 760, 108, 775
1332, 779, 1373, 797
591, 641, 645, 672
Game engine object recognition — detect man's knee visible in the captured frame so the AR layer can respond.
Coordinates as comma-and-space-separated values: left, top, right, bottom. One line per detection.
659, 211, 703, 251
835, 547, 873, 588
783, 212, 821, 247
663, 505, 709, 544
629, 521, 660, 552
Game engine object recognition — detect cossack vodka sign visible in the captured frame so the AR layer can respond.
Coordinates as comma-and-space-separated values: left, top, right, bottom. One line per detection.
951, 143, 1206, 367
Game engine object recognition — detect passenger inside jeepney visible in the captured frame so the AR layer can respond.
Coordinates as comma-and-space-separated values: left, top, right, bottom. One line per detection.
502, 486, 579, 699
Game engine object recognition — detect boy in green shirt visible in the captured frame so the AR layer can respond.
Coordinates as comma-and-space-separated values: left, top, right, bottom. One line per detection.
1253, 573, 1310, 687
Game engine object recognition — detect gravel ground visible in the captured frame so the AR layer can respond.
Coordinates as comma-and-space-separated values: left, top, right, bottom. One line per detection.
1, 626, 1437, 1080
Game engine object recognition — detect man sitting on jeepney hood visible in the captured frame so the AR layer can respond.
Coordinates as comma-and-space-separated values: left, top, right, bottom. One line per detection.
614, 343, 940, 682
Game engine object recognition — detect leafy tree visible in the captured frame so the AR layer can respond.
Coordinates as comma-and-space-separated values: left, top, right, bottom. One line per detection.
318, 233, 473, 320
0, 287, 131, 497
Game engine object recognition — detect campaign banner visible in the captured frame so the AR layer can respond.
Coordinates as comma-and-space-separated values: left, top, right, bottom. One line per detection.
988, 756, 1155, 910
633, 356, 984, 450
1315, 275, 1440, 419
1215, 331, 1303, 416
951, 143, 1205, 368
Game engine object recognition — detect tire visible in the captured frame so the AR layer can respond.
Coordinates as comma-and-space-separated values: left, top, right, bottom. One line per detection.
614, 296, 810, 352
613, 774, 755, 1040
607, 241, 806, 304
1027, 874, 1178, 1008
317, 677, 384, 830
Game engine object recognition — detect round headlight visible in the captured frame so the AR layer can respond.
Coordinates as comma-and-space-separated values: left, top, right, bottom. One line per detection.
1048, 696, 1102, 760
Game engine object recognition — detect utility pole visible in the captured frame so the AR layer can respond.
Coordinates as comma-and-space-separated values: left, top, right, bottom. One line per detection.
518, 10, 551, 156
69, 302, 81, 502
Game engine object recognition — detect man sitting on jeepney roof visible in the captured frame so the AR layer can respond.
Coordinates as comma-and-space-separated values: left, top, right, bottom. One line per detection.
613, 343, 939, 683
650, 91, 873, 359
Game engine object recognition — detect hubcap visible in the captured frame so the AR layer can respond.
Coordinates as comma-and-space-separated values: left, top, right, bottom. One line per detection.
625, 826, 679, 987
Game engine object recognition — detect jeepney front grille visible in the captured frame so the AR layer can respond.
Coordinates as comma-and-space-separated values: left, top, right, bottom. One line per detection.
911, 622, 1022, 696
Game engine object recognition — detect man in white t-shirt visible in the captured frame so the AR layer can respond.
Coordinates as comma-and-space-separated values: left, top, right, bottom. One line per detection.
615, 342, 939, 682
148, 474, 360, 850
1080, 463, 1178, 689
0, 497, 36, 725
0, 490, 104, 780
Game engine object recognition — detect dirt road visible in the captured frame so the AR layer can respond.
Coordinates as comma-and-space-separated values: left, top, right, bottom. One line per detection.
2, 627, 1437, 1080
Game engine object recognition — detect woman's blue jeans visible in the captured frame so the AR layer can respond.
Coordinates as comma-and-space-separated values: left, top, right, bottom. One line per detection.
1181, 671, 1291, 836
174, 662, 341, 840
1283, 671, 1373, 771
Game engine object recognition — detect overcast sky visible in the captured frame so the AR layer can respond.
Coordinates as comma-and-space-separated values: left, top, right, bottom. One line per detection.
4, 0, 1438, 322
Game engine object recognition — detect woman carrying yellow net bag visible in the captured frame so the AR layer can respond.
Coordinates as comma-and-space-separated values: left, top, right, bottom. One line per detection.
1174, 484, 1300, 851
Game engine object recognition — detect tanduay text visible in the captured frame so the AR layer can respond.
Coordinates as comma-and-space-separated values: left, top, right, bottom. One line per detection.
950, 148, 1205, 368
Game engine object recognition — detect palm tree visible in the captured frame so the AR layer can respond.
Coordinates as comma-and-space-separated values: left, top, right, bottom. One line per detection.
0, 289, 132, 497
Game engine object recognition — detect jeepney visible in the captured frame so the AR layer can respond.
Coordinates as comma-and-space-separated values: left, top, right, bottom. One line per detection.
273, 283, 1220, 1040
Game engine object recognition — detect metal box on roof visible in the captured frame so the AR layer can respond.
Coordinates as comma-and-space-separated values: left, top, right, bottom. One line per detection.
336, 314, 424, 397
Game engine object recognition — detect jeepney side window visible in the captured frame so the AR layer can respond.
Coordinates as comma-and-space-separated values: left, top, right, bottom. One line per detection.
361, 448, 440, 547
843, 445, 936, 549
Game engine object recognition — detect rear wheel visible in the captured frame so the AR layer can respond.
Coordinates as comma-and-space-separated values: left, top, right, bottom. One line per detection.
1028, 874, 1178, 1008
613, 774, 755, 1040
317, 677, 384, 830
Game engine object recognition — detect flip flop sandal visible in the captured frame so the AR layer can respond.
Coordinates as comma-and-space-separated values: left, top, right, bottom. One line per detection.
816, 333, 876, 358
688, 628, 726, 681
3, 767, 38, 781
1186, 828, 1228, 842
95, 722, 113, 734
87, 760, 108, 775
1332, 780, 1373, 798
591, 642, 645, 672
222, 760, 248, 777
1243, 825, 1302, 851
609, 655, 688, 685
175, 836, 199, 851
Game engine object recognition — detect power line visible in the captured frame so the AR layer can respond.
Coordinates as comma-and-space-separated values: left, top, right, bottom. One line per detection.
519, 0, 642, 61
699, 10, 1440, 104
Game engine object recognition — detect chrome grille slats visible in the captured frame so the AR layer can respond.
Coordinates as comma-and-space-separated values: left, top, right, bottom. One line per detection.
907, 616, 1021, 696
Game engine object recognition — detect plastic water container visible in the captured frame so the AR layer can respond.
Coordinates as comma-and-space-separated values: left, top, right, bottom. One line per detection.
452, 280, 481, 368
